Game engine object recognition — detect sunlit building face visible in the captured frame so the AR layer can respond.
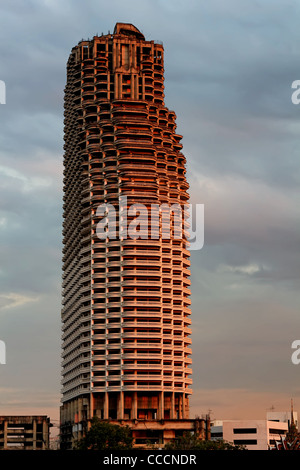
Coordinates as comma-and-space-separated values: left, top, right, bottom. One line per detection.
60, 23, 193, 449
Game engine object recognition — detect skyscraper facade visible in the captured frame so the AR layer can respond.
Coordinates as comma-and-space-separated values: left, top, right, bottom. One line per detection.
60, 23, 195, 448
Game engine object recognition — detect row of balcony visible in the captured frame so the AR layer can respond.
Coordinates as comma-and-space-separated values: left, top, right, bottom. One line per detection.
62, 384, 192, 398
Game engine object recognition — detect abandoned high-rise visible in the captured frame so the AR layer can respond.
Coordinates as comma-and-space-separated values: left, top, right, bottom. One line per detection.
60, 23, 200, 448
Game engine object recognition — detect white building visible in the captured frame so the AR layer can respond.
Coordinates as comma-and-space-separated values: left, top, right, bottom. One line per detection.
211, 413, 296, 450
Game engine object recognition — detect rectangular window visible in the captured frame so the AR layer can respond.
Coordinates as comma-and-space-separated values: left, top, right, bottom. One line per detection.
234, 439, 257, 445
233, 428, 257, 434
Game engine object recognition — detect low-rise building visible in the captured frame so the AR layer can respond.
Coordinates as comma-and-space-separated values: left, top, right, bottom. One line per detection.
211, 417, 291, 450
0, 416, 51, 450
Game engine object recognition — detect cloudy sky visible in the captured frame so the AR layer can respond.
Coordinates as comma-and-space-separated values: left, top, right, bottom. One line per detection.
0, 0, 300, 430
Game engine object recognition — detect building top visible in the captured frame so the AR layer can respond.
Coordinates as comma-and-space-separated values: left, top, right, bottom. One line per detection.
113, 22, 145, 40
0, 415, 51, 423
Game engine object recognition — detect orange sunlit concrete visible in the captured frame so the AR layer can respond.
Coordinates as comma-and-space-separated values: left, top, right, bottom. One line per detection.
60, 23, 200, 449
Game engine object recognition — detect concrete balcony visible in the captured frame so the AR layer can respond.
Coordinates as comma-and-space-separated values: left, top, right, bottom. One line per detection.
122, 352, 163, 360
122, 374, 163, 381
121, 259, 161, 267
121, 300, 162, 308
121, 312, 162, 319
122, 331, 162, 339
121, 290, 161, 298
121, 281, 161, 289
122, 342, 161, 349
121, 320, 162, 328
91, 333, 106, 340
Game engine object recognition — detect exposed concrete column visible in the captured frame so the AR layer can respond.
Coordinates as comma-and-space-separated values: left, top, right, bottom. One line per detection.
104, 391, 109, 419
142, 76, 145, 100
116, 42, 120, 68
135, 75, 139, 100
131, 73, 134, 100
114, 74, 118, 100
113, 41, 117, 71
33, 419, 37, 450
171, 392, 175, 419
132, 391, 137, 419
4, 420, 7, 450
182, 393, 186, 419
118, 74, 122, 99
179, 394, 183, 419
186, 395, 190, 419
132, 43, 136, 69
158, 391, 164, 420
42, 419, 48, 450
118, 391, 124, 419
90, 393, 94, 419
133, 43, 137, 69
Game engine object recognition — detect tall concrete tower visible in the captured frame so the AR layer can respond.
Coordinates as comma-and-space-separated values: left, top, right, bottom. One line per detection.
60, 23, 194, 448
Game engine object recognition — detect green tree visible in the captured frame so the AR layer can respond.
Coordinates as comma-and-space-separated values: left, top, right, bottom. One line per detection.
165, 432, 246, 450
75, 417, 133, 450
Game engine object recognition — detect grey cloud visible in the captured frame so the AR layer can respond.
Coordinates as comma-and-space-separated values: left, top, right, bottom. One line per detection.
0, 0, 299, 420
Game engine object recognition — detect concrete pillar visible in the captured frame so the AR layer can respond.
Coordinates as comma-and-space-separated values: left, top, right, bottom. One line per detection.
142, 76, 145, 100
118, 391, 124, 419
4, 420, 7, 450
132, 392, 137, 419
179, 394, 183, 419
158, 391, 164, 420
130, 43, 134, 69
118, 74, 122, 99
171, 392, 175, 419
182, 393, 186, 419
131, 73, 134, 100
104, 391, 109, 419
33, 419, 37, 450
90, 392, 95, 419
42, 419, 48, 450
116, 42, 119, 68
113, 41, 117, 71
186, 395, 190, 419
114, 74, 118, 100
135, 75, 138, 100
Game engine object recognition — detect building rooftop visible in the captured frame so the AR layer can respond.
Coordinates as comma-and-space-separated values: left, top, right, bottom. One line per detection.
113, 22, 145, 40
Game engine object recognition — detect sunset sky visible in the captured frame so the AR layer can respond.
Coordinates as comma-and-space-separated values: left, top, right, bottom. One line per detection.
0, 0, 300, 432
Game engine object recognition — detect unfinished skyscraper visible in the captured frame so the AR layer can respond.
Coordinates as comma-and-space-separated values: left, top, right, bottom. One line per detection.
60, 23, 197, 448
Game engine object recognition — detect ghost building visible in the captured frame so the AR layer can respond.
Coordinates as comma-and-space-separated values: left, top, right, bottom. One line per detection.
60, 22, 204, 448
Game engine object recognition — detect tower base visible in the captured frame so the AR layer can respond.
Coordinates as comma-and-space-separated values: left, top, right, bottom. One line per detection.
60, 393, 209, 449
